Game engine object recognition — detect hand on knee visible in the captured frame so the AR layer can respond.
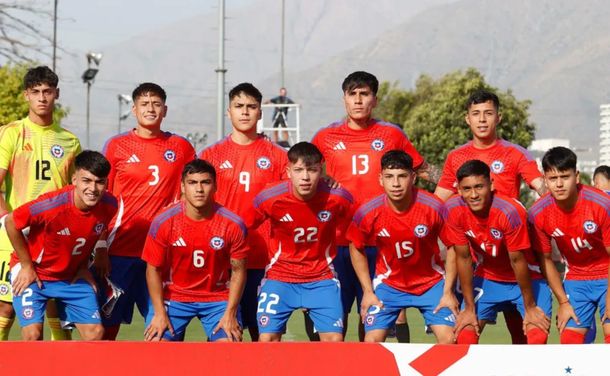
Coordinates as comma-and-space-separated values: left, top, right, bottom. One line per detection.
560, 329, 585, 344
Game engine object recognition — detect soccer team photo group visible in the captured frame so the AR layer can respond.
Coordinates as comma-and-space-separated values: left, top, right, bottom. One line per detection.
0, 66, 608, 346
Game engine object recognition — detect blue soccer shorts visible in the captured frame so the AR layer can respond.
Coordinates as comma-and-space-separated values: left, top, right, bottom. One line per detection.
364, 280, 455, 332
145, 300, 241, 341
256, 278, 343, 334
466, 276, 552, 323
97, 256, 149, 326
240, 269, 265, 330
333, 246, 376, 314
11, 276, 100, 328
564, 279, 610, 329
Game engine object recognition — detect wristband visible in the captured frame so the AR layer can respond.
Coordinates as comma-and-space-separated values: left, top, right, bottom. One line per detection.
559, 300, 570, 305
95, 240, 108, 250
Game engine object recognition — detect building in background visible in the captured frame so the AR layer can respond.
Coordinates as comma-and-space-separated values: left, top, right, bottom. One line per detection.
600, 104, 610, 165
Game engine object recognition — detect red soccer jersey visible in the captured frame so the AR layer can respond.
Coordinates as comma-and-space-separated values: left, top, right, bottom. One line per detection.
9, 186, 117, 281
141, 202, 248, 302
438, 139, 541, 199
528, 185, 610, 280
346, 189, 446, 295
103, 130, 196, 258
199, 135, 288, 269
312, 119, 424, 245
247, 181, 353, 283
444, 194, 540, 282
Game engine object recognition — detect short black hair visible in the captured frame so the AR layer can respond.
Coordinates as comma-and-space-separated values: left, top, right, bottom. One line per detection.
342, 71, 379, 96
541, 147, 577, 173
23, 66, 58, 90
381, 150, 413, 171
593, 165, 610, 180
182, 159, 216, 182
132, 82, 167, 102
75, 150, 111, 178
466, 89, 500, 112
229, 83, 262, 104
456, 160, 491, 182
287, 142, 323, 166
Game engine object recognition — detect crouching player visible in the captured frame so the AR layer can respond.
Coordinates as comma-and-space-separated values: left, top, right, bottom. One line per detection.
5, 151, 116, 340
247, 142, 353, 342
142, 159, 248, 342
448, 160, 551, 344
529, 147, 610, 344
347, 150, 457, 343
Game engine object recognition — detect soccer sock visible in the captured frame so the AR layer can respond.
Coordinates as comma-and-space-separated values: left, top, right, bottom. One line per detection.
395, 323, 410, 343
604, 334, 610, 344
457, 328, 479, 344
560, 329, 585, 344
526, 327, 548, 344
48, 317, 72, 341
0, 316, 14, 341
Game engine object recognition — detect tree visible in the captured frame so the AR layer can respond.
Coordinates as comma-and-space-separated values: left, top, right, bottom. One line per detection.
374, 68, 536, 168
0, 1, 54, 62
0, 63, 67, 126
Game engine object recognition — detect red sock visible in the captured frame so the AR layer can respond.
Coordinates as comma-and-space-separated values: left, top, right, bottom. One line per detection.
560, 330, 585, 344
526, 328, 548, 344
457, 328, 479, 344
604, 334, 610, 344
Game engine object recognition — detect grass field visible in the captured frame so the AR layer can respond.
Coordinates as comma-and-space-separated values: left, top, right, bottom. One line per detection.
6, 300, 606, 343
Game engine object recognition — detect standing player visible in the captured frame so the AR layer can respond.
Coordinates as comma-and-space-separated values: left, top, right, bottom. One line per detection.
199, 83, 287, 341
347, 150, 456, 343
0, 66, 80, 341
529, 147, 610, 344
246, 142, 352, 342
312, 71, 436, 341
5, 151, 116, 340
593, 165, 610, 194
434, 89, 546, 344
98, 83, 196, 339
447, 160, 551, 344
142, 160, 247, 342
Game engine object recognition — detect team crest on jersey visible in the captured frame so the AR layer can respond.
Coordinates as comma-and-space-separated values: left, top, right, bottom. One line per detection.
256, 157, 271, 170
365, 314, 375, 326
50, 144, 64, 158
164, 149, 176, 162
583, 220, 598, 234
94, 223, 104, 235
22, 307, 34, 320
259, 315, 270, 327
0, 283, 9, 296
490, 160, 505, 174
210, 236, 225, 250
317, 210, 332, 222
371, 139, 385, 151
490, 228, 503, 240
414, 224, 429, 238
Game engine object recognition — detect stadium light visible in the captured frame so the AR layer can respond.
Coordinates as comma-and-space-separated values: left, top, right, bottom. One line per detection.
117, 94, 133, 134
82, 51, 103, 148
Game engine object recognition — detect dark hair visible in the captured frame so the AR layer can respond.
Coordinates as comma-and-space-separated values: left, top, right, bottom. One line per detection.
287, 142, 323, 166
456, 160, 491, 182
23, 66, 58, 90
342, 71, 379, 96
132, 82, 167, 102
381, 150, 413, 171
229, 83, 262, 104
75, 150, 111, 178
466, 89, 500, 111
182, 159, 216, 182
593, 165, 610, 180
541, 147, 577, 172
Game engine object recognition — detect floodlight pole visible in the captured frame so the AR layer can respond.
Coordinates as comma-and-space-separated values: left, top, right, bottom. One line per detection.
52, 0, 58, 71
215, 0, 227, 141
280, 0, 285, 88
86, 81, 91, 148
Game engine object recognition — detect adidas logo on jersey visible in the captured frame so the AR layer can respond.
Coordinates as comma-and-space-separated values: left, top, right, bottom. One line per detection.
551, 228, 564, 237
377, 228, 390, 237
127, 154, 140, 163
24, 143, 33, 152
465, 230, 476, 238
56, 227, 71, 236
333, 142, 347, 151
219, 160, 233, 169
279, 213, 294, 222
172, 237, 186, 247
332, 318, 344, 328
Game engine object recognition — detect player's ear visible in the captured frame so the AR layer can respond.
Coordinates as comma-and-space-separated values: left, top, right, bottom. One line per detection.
162, 105, 168, 118
180, 180, 186, 195
575, 170, 580, 184
55, 87, 60, 99
378, 173, 383, 187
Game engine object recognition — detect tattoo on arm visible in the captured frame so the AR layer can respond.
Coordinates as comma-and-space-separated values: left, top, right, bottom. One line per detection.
417, 162, 441, 184
230, 258, 246, 271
